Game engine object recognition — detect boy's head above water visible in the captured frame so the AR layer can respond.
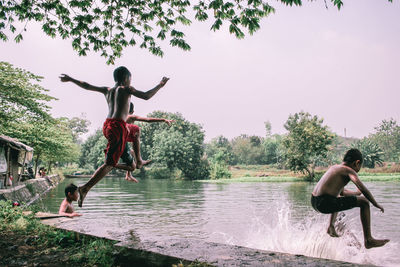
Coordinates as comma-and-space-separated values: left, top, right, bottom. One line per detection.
113, 66, 131, 86
343, 148, 363, 172
65, 183, 79, 201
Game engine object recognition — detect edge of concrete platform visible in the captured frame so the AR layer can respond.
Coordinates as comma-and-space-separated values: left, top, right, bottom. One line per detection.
40, 215, 375, 267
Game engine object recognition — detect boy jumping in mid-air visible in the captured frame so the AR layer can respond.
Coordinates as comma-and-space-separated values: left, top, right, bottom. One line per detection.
123, 102, 175, 182
59, 183, 82, 217
60, 66, 169, 207
311, 148, 389, 249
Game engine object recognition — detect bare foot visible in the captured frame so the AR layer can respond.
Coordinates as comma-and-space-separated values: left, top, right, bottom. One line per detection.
125, 173, 139, 183
327, 226, 340, 237
365, 238, 390, 249
136, 159, 152, 169
78, 186, 87, 208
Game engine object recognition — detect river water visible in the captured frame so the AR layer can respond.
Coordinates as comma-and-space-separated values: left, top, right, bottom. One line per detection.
39, 178, 400, 266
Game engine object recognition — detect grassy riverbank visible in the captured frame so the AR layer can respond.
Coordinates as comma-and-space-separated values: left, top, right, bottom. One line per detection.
198, 164, 400, 183
0, 200, 121, 266
197, 174, 400, 183
59, 164, 400, 183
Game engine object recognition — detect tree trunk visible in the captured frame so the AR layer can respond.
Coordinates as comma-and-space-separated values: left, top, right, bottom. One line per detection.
305, 167, 314, 182
34, 153, 40, 178
311, 167, 315, 181
48, 161, 52, 174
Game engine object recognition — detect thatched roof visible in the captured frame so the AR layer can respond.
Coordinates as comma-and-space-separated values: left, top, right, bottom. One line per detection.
0, 135, 33, 152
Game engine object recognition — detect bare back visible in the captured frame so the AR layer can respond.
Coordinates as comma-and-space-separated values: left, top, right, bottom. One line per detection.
105, 86, 131, 120
312, 165, 353, 197
105, 87, 116, 118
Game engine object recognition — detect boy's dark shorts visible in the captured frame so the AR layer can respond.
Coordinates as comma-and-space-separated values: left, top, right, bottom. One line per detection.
120, 142, 134, 166
311, 194, 358, 214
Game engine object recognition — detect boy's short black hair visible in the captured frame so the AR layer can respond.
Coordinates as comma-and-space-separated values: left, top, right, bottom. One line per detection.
65, 183, 78, 197
129, 102, 134, 114
344, 148, 363, 164
113, 66, 131, 83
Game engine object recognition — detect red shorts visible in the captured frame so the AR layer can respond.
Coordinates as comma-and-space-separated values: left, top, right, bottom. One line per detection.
126, 124, 140, 142
102, 118, 128, 166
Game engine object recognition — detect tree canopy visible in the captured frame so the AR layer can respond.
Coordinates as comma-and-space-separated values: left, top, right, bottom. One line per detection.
1, 0, 354, 64
205, 135, 236, 165
61, 115, 91, 144
141, 111, 209, 179
370, 118, 400, 162
0, 62, 80, 173
283, 111, 335, 179
0, 61, 55, 129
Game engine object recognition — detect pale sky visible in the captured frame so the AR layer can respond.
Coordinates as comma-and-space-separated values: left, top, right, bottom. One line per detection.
1, 0, 399, 141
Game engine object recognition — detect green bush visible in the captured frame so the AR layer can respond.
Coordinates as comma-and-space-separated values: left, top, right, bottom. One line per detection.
145, 165, 180, 179
351, 138, 384, 168
211, 163, 231, 179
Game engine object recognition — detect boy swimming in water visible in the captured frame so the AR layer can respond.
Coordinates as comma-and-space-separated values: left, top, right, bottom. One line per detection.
123, 103, 175, 182
60, 67, 169, 207
59, 183, 82, 217
311, 148, 389, 249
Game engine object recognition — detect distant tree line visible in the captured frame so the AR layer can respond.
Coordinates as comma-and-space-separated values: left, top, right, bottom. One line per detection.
3, 62, 398, 180
206, 114, 400, 180
79, 108, 400, 181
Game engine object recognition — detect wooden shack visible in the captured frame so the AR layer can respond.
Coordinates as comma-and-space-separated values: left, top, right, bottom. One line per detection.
0, 135, 33, 189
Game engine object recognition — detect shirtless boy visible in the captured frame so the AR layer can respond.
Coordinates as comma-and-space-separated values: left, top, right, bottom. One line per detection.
123, 102, 174, 182
311, 148, 389, 249
60, 66, 169, 207
59, 183, 82, 217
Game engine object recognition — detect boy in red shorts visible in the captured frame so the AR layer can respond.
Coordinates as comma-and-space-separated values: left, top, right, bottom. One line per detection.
122, 103, 174, 182
60, 67, 169, 207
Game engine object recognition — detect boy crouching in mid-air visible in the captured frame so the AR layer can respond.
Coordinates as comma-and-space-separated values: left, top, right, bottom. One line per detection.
59, 183, 82, 218
121, 102, 175, 182
311, 148, 389, 249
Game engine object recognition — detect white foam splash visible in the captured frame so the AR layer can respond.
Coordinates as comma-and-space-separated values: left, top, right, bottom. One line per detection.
217, 202, 398, 266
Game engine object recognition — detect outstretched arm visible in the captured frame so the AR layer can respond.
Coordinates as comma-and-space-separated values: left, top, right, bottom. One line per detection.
348, 171, 384, 212
127, 115, 174, 125
59, 74, 108, 95
128, 77, 169, 100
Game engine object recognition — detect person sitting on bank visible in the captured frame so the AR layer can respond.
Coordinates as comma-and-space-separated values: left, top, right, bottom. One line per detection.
311, 148, 389, 249
38, 167, 47, 178
59, 183, 82, 218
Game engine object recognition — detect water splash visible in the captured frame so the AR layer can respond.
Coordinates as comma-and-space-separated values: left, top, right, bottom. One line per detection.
218, 202, 398, 266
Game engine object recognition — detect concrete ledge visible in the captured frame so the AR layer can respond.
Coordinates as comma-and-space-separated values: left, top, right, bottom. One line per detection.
116, 239, 374, 267
0, 175, 62, 204
40, 215, 373, 267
